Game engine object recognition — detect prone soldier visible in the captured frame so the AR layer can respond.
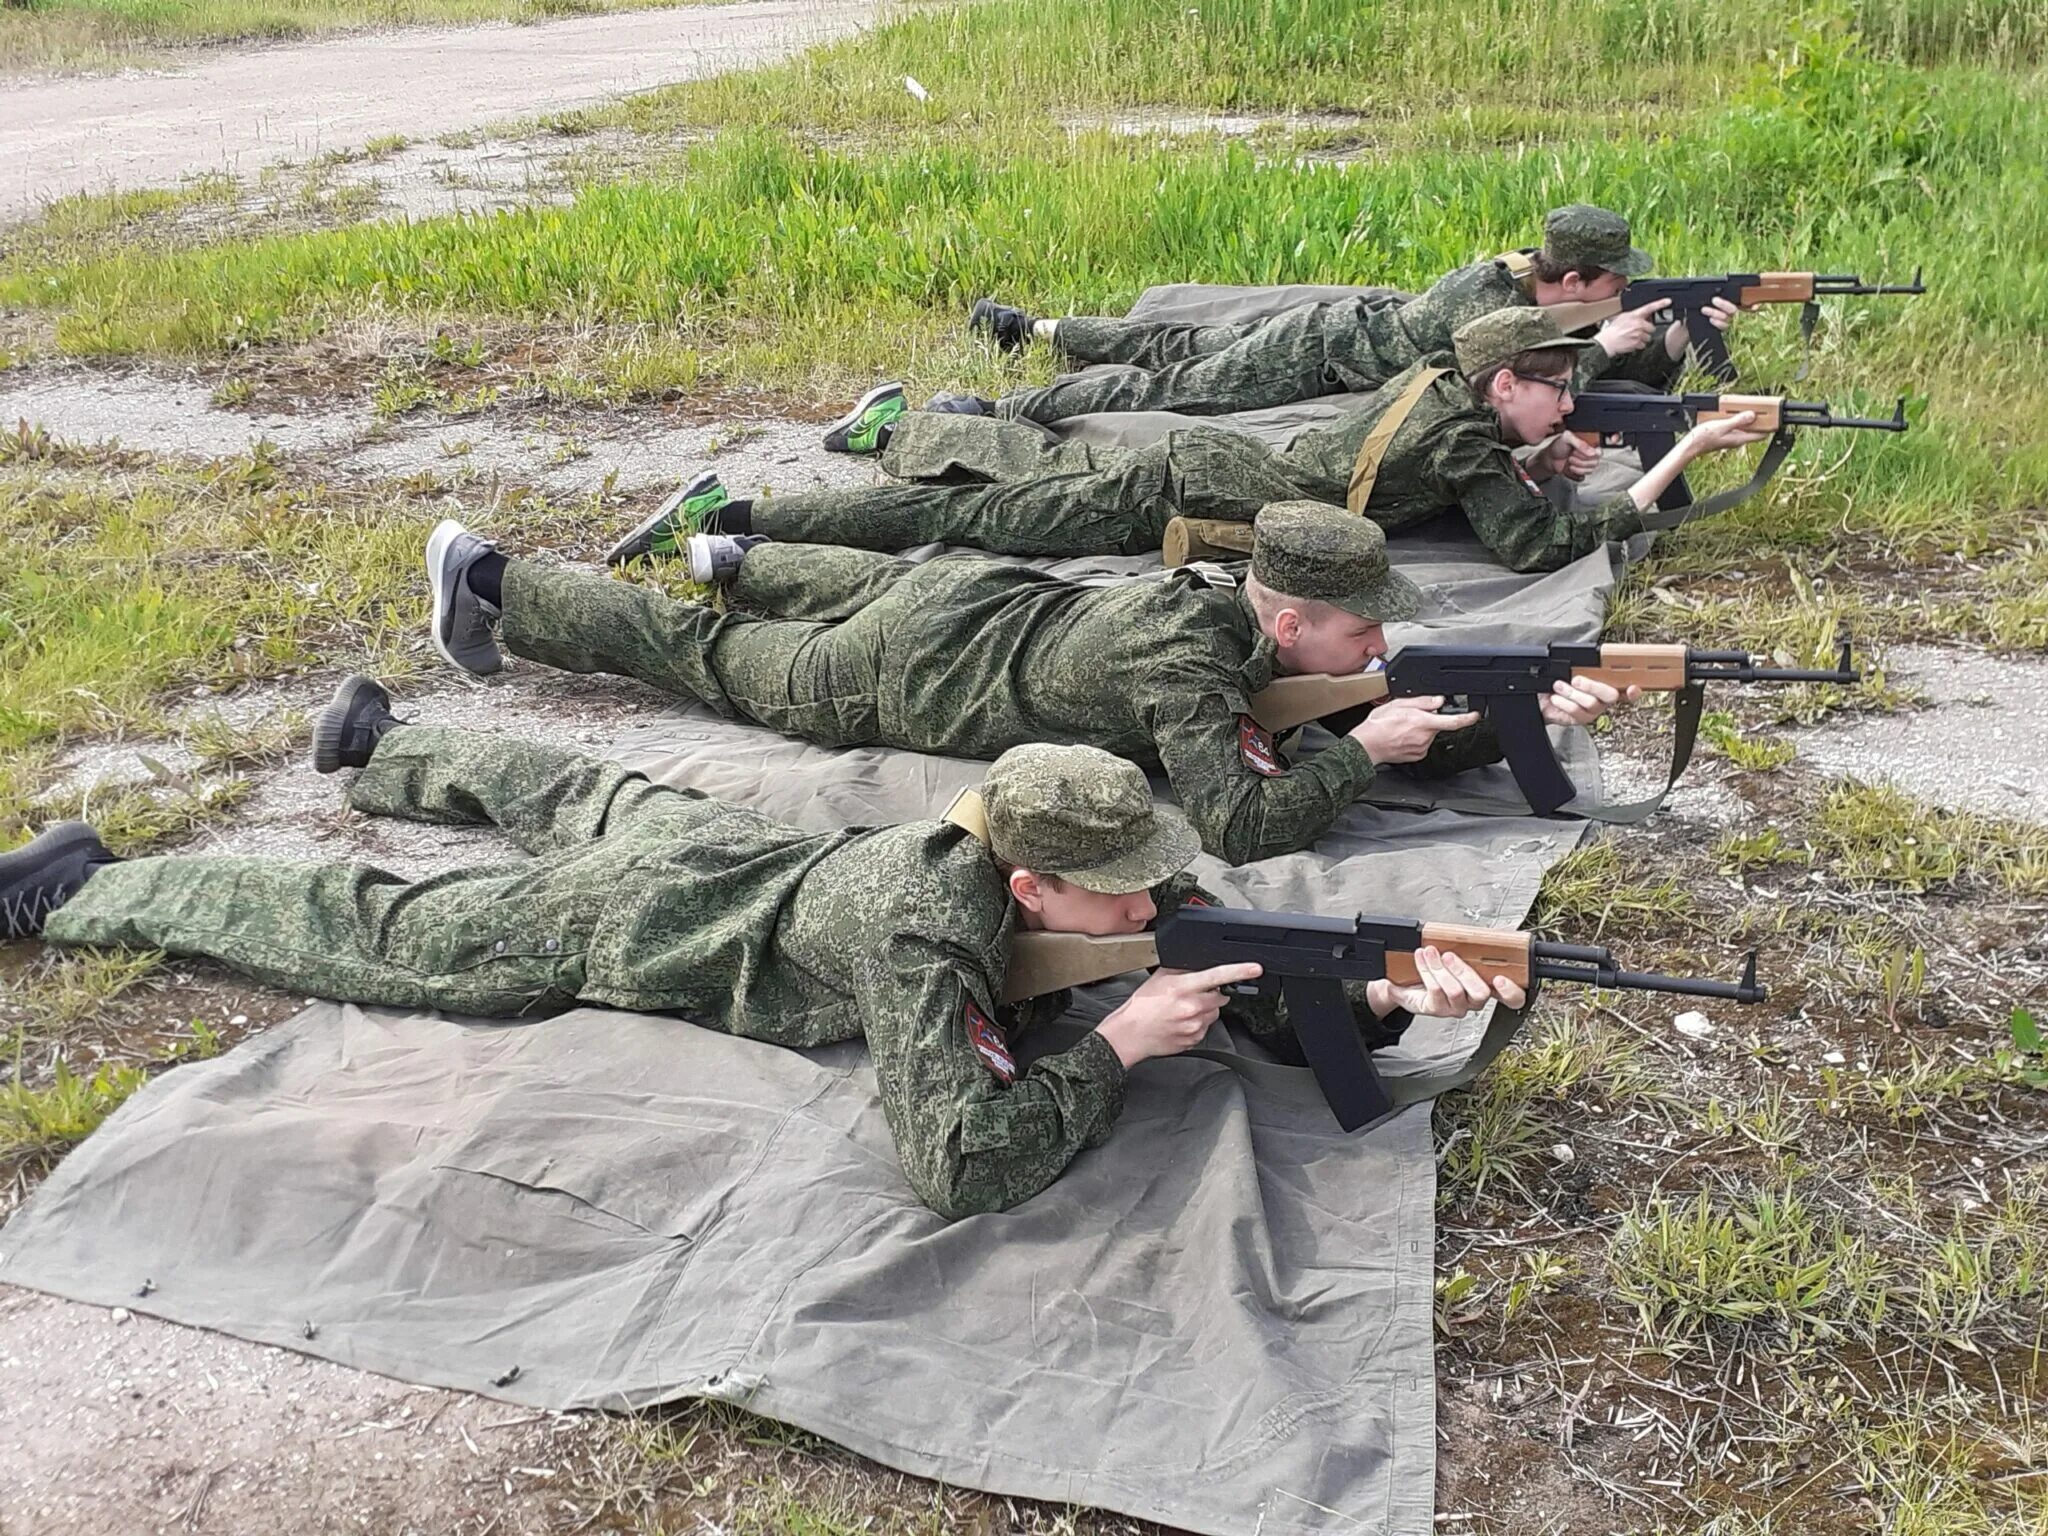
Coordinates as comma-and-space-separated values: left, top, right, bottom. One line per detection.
428, 501, 1632, 865
958, 203, 1732, 424
2, 735, 1526, 1219
615, 309, 1772, 576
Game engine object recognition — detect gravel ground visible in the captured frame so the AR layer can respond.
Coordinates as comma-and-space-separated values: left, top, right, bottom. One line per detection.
0, 1285, 604, 1536
0, 0, 880, 223
1793, 643, 2048, 823
0, 365, 889, 499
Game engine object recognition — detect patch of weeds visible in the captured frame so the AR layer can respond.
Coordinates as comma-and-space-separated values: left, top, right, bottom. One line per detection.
2002, 1007, 2048, 1089
436, 384, 500, 418
1817, 781, 2048, 894
439, 438, 473, 458
1716, 824, 1808, 876
427, 330, 489, 368
362, 134, 412, 160
1700, 709, 1797, 772
48, 777, 253, 856
185, 708, 307, 771
1438, 1014, 1641, 1205
1608, 1180, 1888, 1347
0, 1057, 149, 1159
371, 363, 439, 419
9, 947, 164, 1037
1531, 841, 1694, 934
210, 376, 256, 408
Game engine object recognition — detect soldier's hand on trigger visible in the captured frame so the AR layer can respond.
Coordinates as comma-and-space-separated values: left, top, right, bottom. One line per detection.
1596, 298, 1671, 358
1539, 432, 1603, 483
1666, 294, 1742, 357
1540, 674, 1639, 727
1097, 962, 1264, 1068
1365, 945, 1528, 1020
1348, 695, 1482, 765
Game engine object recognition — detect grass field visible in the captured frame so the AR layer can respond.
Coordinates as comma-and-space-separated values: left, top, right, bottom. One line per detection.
3, 0, 2046, 1529
0, 0, 711, 75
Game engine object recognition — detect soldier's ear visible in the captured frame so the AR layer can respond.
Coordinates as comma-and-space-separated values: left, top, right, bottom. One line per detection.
1008, 867, 1048, 912
1272, 607, 1304, 646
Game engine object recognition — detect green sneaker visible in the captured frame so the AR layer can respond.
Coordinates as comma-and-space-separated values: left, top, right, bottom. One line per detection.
605, 471, 728, 567
822, 382, 907, 455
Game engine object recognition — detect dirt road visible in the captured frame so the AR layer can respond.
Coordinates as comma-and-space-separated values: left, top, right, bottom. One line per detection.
0, 0, 878, 224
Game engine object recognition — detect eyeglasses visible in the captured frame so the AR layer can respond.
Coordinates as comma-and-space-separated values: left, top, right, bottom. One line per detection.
1511, 371, 1573, 403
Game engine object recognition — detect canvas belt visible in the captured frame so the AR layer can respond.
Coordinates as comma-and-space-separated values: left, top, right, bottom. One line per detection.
1346, 366, 1450, 514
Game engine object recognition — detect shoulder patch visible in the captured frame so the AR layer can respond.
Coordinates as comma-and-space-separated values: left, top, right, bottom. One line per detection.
964, 998, 1016, 1084
1512, 457, 1544, 495
1181, 892, 1212, 908
1237, 715, 1285, 776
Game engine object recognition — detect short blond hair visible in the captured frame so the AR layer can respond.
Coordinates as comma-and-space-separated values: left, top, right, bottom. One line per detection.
1244, 571, 1350, 629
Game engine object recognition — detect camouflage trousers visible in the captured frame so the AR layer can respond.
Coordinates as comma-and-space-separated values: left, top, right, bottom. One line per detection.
44, 727, 698, 1015
499, 548, 931, 737
999, 294, 1406, 426
754, 412, 1353, 558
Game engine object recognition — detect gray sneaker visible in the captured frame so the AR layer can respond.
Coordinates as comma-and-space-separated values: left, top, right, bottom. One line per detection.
426, 519, 503, 675
685, 532, 768, 585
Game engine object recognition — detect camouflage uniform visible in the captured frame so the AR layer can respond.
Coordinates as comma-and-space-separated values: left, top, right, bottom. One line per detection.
487, 514, 1497, 865
995, 205, 1681, 426
756, 356, 1645, 573
43, 733, 1398, 1218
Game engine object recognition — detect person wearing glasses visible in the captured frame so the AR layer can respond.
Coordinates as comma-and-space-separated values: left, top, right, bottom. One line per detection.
614, 310, 1771, 578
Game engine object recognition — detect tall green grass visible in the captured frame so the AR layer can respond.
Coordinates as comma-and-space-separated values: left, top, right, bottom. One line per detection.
597, 0, 2048, 133
10, 33, 2041, 545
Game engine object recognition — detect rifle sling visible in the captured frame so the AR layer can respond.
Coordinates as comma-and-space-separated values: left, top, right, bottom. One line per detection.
1637, 429, 1797, 530
1564, 680, 1706, 825
1347, 366, 1450, 514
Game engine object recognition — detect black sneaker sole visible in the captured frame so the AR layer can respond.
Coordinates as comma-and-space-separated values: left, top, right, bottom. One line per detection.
312, 673, 389, 775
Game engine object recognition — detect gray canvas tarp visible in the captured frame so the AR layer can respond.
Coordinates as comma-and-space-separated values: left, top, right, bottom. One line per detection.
0, 285, 1639, 1536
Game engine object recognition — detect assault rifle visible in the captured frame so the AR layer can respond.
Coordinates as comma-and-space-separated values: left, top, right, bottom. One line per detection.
1248, 638, 1860, 818
1543, 268, 1925, 382
1563, 386, 1909, 526
1003, 905, 1767, 1130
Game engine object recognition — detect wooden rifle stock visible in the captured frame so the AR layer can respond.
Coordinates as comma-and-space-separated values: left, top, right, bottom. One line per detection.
1000, 932, 1160, 1004
1246, 671, 1392, 734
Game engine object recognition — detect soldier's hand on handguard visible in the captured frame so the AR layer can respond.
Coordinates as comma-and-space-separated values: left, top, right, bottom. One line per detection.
1540, 675, 1640, 727
1348, 696, 1482, 764
1684, 409, 1773, 457
1666, 295, 1742, 358
1098, 962, 1263, 1068
1365, 945, 1528, 1020
1597, 298, 1672, 358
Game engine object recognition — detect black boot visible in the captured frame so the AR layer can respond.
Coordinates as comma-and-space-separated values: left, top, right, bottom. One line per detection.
311, 674, 404, 774
1, 823, 118, 940
968, 297, 1036, 353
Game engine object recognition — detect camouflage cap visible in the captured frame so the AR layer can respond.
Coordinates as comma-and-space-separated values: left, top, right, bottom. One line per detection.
1540, 203, 1653, 277
1452, 306, 1595, 381
982, 743, 1200, 894
1250, 501, 1421, 622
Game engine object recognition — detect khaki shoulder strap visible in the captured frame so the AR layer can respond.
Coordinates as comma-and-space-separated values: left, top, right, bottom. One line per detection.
942, 786, 991, 843
1495, 249, 1536, 289
1346, 365, 1450, 515
1247, 671, 1392, 734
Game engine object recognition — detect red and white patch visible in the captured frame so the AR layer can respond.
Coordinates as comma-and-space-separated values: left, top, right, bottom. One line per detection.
964, 998, 1016, 1084
1237, 715, 1285, 776
1513, 459, 1544, 495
